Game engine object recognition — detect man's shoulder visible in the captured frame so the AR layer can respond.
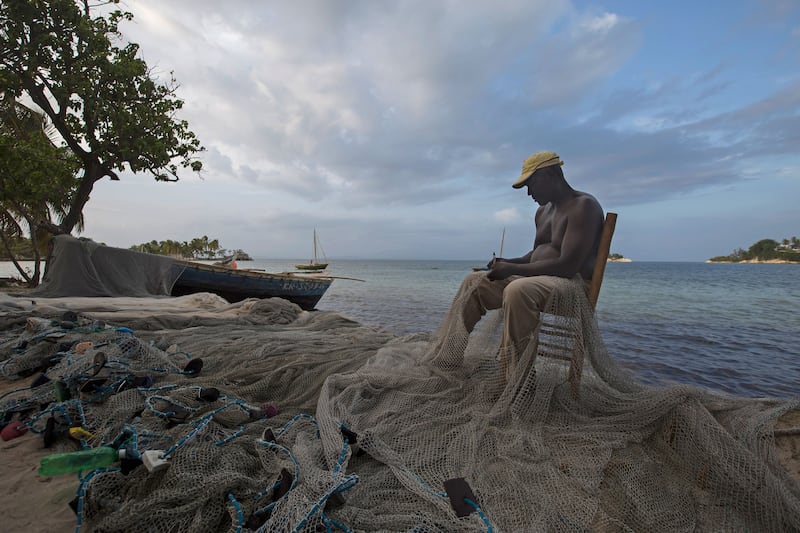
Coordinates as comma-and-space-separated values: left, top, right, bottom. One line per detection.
570, 191, 603, 214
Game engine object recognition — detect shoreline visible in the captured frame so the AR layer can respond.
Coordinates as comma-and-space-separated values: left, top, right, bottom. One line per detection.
706, 259, 800, 264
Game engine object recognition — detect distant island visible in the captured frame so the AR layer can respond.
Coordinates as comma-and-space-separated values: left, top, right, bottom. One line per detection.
129, 236, 253, 261
608, 253, 632, 263
708, 237, 800, 263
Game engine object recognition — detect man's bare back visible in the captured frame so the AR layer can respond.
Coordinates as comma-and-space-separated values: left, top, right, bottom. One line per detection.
530, 192, 603, 279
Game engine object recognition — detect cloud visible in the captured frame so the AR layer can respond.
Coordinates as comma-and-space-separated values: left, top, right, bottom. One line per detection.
115, 1, 647, 207
494, 208, 521, 223
74, 1, 800, 260
525, 11, 640, 107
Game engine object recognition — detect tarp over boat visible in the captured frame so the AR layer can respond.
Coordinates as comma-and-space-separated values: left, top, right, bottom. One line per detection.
30, 236, 332, 310
31, 235, 181, 298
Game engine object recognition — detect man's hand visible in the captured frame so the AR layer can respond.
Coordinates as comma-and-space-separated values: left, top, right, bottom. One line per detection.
486, 256, 503, 269
487, 261, 517, 281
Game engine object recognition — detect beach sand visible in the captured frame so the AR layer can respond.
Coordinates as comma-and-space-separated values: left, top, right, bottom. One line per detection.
1, 292, 799, 531
1, 378, 78, 532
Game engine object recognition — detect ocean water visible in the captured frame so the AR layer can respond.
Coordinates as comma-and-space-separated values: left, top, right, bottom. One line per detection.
246, 259, 800, 399
2, 260, 798, 398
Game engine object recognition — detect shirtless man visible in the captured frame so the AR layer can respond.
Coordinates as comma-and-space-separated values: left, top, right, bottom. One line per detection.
461, 151, 604, 359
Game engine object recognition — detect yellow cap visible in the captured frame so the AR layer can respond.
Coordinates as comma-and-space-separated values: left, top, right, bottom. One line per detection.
512, 151, 564, 188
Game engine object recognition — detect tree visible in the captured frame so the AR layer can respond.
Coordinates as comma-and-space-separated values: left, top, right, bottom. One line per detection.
0, 0, 203, 238
747, 239, 779, 260
0, 95, 80, 285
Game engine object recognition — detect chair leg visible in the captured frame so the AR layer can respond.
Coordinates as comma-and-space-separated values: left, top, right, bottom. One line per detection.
568, 334, 584, 400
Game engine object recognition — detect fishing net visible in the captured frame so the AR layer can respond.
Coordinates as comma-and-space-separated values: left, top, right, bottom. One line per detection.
0, 275, 799, 532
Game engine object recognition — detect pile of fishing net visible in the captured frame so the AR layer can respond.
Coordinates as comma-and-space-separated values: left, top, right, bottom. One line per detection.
0, 280, 798, 532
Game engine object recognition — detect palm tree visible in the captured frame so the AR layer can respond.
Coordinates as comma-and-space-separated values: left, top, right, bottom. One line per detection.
0, 95, 80, 286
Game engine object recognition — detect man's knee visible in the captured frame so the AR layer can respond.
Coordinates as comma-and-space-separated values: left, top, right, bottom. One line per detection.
502, 278, 530, 311
462, 274, 504, 332
502, 276, 554, 314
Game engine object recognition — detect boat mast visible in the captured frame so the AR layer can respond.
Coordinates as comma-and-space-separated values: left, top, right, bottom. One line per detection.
313, 228, 318, 264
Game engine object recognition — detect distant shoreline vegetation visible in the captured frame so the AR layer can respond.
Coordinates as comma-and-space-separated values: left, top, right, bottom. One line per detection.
708, 237, 800, 263
0, 236, 37, 261
129, 236, 252, 261
608, 253, 632, 263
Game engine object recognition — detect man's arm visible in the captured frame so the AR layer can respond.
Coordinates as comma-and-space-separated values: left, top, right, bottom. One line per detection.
491, 251, 532, 267
487, 198, 602, 280
489, 206, 547, 267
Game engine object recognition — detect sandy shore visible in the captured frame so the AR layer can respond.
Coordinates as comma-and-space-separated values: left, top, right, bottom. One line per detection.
0, 378, 79, 532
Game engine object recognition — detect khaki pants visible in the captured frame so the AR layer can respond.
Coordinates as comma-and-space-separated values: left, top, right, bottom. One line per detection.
461, 271, 563, 356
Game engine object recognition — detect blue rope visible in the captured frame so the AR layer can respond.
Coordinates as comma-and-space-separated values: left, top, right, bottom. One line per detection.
29, 401, 79, 432
143, 395, 197, 420
276, 413, 319, 438
74, 467, 120, 533
325, 515, 352, 533
160, 415, 212, 459
75, 399, 87, 427
214, 425, 245, 446
252, 440, 302, 522
253, 480, 282, 501
286, 474, 360, 533
255, 441, 301, 493
320, 514, 334, 533
417, 474, 447, 498
227, 493, 244, 533
464, 498, 494, 533
111, 425, 144, 459
161, 401, 248, 458
332, 439, 349, 478
264, 427, 358, 533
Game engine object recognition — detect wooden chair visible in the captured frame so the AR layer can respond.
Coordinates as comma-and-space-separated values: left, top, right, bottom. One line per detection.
588, 212, 617, 309
534, 212, 617, 398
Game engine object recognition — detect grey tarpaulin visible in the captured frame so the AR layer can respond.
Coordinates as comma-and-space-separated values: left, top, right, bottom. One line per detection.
31, 235, 182, 298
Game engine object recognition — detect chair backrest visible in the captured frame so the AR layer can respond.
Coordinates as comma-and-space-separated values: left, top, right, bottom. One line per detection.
587, 212, 617, 309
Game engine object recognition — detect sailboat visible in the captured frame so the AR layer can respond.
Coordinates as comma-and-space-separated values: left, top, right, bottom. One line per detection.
295, 229, 329, 271
472, 228, 505, 271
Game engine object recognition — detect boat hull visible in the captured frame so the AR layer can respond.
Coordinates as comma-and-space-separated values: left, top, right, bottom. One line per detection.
171, 261, 332, 310
294, 263, 328, 271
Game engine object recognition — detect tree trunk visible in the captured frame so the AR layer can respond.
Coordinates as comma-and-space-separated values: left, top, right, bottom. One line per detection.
0, 230, 32, 285
26, 216, 42, 288
58, 160, 105, 234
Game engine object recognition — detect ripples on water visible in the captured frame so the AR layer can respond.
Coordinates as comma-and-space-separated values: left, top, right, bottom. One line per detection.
3, 259, 796, 397
218, 260, 800, 398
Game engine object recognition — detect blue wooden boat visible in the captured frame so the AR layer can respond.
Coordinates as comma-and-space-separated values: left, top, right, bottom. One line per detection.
171, 260, 332, 310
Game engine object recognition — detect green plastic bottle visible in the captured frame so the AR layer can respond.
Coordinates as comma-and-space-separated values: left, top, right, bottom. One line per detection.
38, 446, 125, 476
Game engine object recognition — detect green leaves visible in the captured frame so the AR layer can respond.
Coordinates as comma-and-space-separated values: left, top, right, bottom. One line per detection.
0, 95, 80, 285
0, 0, 204, 235
130, 236, 230, 260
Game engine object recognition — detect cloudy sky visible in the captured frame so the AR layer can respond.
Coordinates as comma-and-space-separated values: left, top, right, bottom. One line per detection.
81, 0, 800, 261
